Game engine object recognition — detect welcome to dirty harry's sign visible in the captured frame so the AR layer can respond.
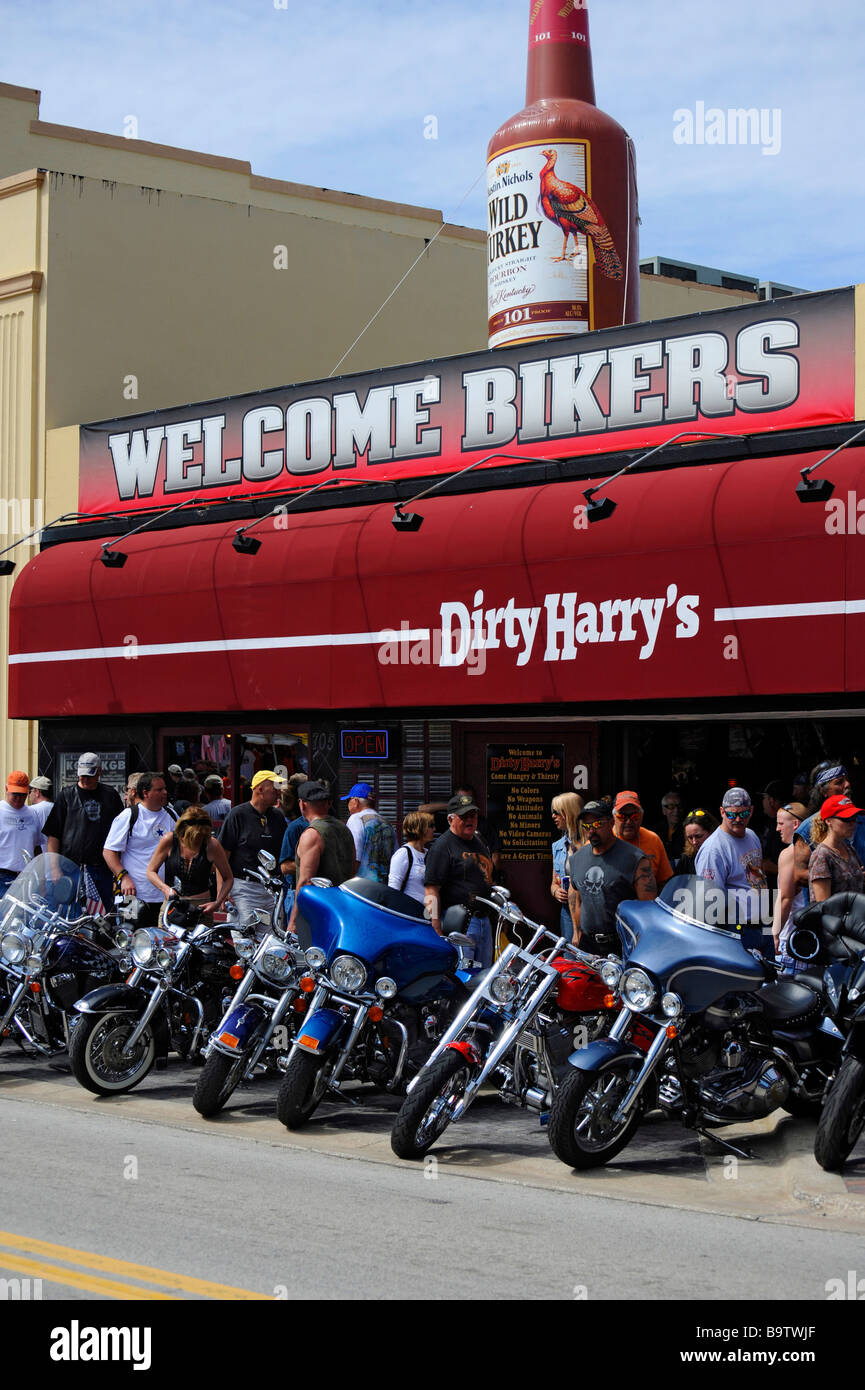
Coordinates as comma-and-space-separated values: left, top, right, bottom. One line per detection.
487, 745, 564, 862
78, 289, 854, 514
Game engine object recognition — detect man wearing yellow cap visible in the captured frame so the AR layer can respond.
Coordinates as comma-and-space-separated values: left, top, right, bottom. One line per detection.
218, 770, 287, 932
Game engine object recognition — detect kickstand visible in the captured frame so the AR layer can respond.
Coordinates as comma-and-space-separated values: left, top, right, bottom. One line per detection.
697, 1128, 754, 1161
328, 1084, 359, 1105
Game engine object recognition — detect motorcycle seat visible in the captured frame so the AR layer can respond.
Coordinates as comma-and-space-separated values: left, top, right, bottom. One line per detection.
757, 977, 823, 1023
339, 877, 427, 922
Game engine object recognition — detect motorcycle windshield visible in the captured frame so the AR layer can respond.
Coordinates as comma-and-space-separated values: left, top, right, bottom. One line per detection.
617, 875, 766, 1012
0, 853, 83, 925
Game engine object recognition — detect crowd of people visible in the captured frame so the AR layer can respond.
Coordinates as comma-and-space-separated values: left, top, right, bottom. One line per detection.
548, 759, 865, 973
2, 752, 863, 976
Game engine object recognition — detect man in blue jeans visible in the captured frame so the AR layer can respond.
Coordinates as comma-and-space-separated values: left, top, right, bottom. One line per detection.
423, 792, 495, 967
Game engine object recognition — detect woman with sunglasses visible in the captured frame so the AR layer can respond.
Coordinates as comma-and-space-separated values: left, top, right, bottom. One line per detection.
808, 794, 865, 904
147, 806, 234, 919
550, 793, 583, 936
672, 808, 718, 875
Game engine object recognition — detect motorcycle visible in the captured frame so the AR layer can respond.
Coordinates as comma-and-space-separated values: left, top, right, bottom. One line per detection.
390, 887, 635, 1160
790, 893, 865, 1171
70, 896, 246, 1095
0, 854, 130, 1060
547, 874, 838, 1170
274, 875, 482, 1128
193, 853, 304, 1117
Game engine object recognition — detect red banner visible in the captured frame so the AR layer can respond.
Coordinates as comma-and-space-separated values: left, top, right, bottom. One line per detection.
77, 289, 855, 516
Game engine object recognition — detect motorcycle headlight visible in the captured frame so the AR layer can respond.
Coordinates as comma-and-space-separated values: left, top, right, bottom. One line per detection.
131, 929, 156, 967
375, 976, 398, 999
620, 967, 656, 1013
259, 936, 294, 982
1, 931, 28, 965
156, 946, 178, 971
231, 933, 256, 961
600, 959, 622, 989
26, 954, 43, 974
489, 973, 518, 1004
330, 954, 367, 993
115, 929, 132, 950
305, 947, 326, 970
662, 992, 682, 1018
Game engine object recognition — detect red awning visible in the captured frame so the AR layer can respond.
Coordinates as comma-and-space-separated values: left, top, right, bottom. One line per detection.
10, 447, 865, 718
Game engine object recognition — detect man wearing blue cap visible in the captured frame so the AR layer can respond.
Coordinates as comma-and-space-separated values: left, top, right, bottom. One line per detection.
341, 782, 396, 884
342, 783, 378, 859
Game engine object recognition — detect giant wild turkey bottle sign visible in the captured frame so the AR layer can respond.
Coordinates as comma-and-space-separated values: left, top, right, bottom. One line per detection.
487, 0, 639, 347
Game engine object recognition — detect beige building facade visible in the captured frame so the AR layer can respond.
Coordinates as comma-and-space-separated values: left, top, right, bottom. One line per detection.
0, 79, 769, 773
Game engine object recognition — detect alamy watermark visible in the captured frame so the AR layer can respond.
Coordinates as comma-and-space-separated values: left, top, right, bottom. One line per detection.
673, 102, 782, 156
378, 622, 487, 676
0, 497, 44, 546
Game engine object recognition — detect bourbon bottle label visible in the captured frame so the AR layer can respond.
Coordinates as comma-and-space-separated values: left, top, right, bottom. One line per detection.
529, 0, 589, 48
488, 138, 623, 347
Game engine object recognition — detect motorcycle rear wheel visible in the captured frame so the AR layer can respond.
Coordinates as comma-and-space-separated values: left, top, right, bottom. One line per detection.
814, 1056, 865, 1172
390, 1050, 476, 1160
69, 1012, 156, 1096
192, 1050, 248, 1117
275, 1051, 330, 1129
548, 1060, 644, 1169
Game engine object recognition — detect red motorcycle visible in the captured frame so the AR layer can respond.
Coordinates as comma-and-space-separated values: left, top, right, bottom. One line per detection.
391, 888, 652, 1160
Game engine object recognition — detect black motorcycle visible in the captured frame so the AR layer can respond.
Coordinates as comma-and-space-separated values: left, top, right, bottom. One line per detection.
70, 897, 244, 1095
791, 892, 865, 1171
548, 875, 838, 1170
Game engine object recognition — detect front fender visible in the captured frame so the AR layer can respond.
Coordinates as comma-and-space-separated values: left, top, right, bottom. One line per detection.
74, 983, 151, 1015
293, 1007, 349, 1056
567, 1036, 647, 1073
210, 1002, 269, 1056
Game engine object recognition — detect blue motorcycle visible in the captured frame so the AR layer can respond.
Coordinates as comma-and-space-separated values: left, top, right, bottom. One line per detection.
548, 875, 837, 1169
275, 877, 480, 1128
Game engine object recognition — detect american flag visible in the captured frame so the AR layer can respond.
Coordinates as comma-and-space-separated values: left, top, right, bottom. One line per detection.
82, 866, 105, 917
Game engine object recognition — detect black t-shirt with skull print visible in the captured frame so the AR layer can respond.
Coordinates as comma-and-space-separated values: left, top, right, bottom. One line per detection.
568, 838, 645, 940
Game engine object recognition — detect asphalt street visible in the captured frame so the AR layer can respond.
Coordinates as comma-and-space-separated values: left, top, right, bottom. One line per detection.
1, 1051, 864, 1301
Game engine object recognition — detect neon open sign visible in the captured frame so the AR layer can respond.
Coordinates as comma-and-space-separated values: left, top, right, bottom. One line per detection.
340, 729, 390, 760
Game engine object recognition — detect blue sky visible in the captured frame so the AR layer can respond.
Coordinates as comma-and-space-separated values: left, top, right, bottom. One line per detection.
3, 0, 863, 291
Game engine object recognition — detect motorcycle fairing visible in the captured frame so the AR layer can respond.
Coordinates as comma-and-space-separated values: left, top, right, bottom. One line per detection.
617, 898, 766, 1012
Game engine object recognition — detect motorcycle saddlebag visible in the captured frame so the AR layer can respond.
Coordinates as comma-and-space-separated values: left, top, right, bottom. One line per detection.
550, 957, 608, 1012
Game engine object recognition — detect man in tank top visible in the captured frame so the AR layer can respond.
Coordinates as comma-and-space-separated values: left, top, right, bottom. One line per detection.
288, 782, 357, 932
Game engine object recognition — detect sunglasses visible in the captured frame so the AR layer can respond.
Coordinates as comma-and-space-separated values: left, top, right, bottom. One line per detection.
581, 818, 609, 830
725, 809, 752, 821
687, 809, 709, 819
615, 810, 640, 821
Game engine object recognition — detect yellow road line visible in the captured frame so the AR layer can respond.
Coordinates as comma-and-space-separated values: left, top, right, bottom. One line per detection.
0, 1230, 270, 1300
0, 1251, 175, 1300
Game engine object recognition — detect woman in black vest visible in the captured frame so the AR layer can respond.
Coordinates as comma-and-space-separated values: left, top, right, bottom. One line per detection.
147, 807, 233, 919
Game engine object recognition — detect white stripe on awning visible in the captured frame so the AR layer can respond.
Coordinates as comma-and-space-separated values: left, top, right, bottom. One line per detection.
713, 600, 865, 622
8, 628, 432, 666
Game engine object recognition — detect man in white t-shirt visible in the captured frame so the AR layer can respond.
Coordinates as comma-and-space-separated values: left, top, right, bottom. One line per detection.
0, 771, 41, 897
342, 782, 380, 859
103, 772, 176, 925
28, 775, 54, 850
202, 775, 231, 831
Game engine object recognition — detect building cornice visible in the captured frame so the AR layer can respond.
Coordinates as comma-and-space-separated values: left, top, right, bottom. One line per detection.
0, 168, 45, 201
0, 271, 44, 301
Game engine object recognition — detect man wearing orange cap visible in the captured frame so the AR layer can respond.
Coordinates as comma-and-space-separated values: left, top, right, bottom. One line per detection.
612, 791, 673, 889
0, 771, 41, 897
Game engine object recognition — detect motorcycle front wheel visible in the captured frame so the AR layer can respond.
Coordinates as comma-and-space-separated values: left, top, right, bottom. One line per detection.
390, 1049, 476, 1160
275, 1051, 331, 1129
814, 1056, 865, 1172
192, 1049, 248, 1117
69, 1012, 156, 1095
548, 1060, 644, 1169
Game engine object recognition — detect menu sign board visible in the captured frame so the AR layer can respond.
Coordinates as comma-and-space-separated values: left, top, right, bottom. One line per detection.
486, 744, 564, 861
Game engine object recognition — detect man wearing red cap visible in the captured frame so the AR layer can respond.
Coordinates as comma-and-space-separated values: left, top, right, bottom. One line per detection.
0, 771, 41, 897
612, 791, 673, 888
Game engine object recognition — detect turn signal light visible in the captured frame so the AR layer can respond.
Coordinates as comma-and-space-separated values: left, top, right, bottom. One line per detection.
368, 1005, 384, 1023
291, 996, 308, 1013
29, 981, 40, 994
229, 964, 244, 980
603, 993, 616, 1009
299, 976, 316, 993
665, 1024, 678, 1039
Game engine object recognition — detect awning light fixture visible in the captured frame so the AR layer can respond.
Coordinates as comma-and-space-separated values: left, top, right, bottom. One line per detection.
583, 431, 745, 523
100, 498, 201, 568
390, 452, 555, 532
0, 511, 96, 576
796, 424, 865, 504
